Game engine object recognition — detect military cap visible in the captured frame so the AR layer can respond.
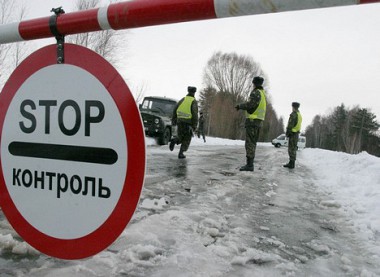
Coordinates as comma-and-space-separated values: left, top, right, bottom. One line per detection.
292, 102, 300, 109
187, 86, 197, 94
252, 76, 264, 86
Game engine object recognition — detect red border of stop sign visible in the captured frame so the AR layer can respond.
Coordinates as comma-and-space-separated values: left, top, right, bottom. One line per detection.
0, 44, 146, 259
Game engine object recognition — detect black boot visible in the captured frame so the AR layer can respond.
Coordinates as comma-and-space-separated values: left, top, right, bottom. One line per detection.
240, 158, 254, 171
178, 150, 186, 159
283, 160, 295, 169
169, 137, 177, 151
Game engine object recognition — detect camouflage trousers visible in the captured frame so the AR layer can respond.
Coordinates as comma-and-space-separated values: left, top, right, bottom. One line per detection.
288, 132, 299, 161
245, 125, 261, 160
177, 122, 193, 152
198, 129, 206, 141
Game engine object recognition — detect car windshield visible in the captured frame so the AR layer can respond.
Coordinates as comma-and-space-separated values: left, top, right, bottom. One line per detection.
141, 99, 176, 117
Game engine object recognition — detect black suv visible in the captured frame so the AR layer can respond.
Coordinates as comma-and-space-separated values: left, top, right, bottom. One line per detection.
139, 96, 177, 145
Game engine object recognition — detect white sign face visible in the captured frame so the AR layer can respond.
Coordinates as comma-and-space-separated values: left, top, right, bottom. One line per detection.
0, 44, 145, 260
1, 64, 127, 239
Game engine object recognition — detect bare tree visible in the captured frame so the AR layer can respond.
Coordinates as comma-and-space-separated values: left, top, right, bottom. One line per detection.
11, 5, 28, 68
0, 0, 14, 85
0, 0, 29, 88
200, 51, 281, 141
131, 82, 148, 104
203, 51, 267, 103
66, 0, 124, 66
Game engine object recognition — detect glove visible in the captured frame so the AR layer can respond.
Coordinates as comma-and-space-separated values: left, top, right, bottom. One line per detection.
235, 105, 240, 111
286, 130, 291, 137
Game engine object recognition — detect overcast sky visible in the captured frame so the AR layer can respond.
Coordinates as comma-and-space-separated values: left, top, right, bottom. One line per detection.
19, 1, 380, 130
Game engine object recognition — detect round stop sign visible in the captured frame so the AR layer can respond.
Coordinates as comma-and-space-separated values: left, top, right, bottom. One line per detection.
0, 44, 145, 259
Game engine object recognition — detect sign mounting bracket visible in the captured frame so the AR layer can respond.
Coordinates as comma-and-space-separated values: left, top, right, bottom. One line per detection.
49, 7, 65, 64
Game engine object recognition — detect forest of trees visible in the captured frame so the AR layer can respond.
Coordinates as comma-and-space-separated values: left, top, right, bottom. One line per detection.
198, 51, 284, 142
66, 0, 123, 67
0, 0, 123, 89
305, 104, 380, 157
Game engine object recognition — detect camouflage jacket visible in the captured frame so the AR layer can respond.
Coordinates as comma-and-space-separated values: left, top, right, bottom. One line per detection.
172, 94, 199, 129
237, 86, 263, 128
286, 110, 299, 135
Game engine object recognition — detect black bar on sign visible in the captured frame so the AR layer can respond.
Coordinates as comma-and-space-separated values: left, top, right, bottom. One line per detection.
8, 141, 118, 165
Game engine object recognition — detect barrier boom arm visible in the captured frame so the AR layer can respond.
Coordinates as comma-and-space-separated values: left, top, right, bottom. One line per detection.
0, 0, 379, 44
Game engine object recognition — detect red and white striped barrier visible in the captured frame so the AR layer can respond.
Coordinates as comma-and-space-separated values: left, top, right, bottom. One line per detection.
0, 0, 379, 44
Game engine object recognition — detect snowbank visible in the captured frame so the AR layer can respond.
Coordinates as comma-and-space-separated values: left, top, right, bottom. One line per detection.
300, 149, 380, 256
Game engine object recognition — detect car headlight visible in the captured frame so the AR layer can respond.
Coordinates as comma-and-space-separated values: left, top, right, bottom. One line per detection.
154, 118, 160, 124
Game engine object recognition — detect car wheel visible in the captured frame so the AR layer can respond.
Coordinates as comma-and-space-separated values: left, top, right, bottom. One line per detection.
158, 127, 171, 145
275, 143, 281, 148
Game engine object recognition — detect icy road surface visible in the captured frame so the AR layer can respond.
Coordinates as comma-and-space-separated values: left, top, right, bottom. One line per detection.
0, 143, 379, 276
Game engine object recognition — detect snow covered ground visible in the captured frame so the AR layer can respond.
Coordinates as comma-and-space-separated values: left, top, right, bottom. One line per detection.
140, 136, 380, 276
186, 136, 380, 259
0, 136, 379, 276
300, 147, 380, 260
153, 135, 380, 251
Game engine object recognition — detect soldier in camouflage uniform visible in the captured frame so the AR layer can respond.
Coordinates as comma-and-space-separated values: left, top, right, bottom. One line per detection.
169, 86, 198, 159
235, 76, 267, 171
197, 112, 206, 142
283, 102, 302, 169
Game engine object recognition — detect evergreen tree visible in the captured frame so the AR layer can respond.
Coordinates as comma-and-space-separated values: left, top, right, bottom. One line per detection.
305, 105, 380, 156
331, 104, 348, 152
350, 108, 380, 154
